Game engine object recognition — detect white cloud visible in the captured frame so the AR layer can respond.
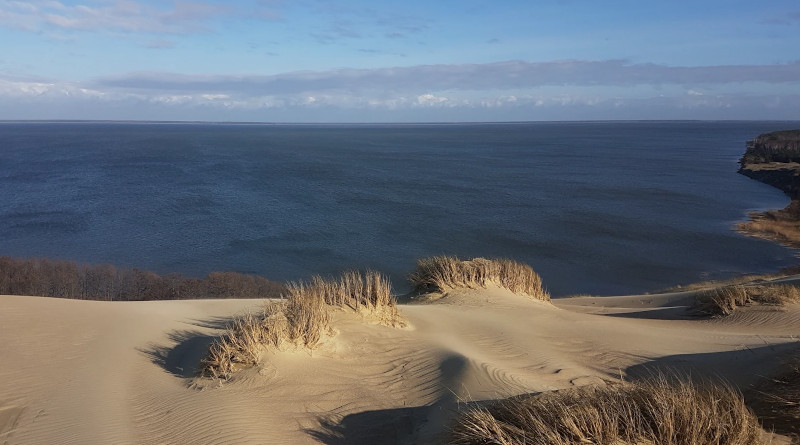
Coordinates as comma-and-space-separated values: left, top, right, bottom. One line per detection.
93, 60, 800, 97
0, 0, 227, 34
1, 59, 799, 121
416, 93, 448, 106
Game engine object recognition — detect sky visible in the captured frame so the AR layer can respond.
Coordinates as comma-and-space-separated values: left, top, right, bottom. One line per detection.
0, 0, 798, 122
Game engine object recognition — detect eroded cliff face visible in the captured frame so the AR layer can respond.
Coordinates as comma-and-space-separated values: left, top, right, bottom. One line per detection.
738, 165, 800, 199
738, 130, 800, 199
736, 130, 800, 248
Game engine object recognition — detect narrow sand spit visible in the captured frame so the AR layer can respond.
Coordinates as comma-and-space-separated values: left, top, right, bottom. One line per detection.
1, 286, 798, 444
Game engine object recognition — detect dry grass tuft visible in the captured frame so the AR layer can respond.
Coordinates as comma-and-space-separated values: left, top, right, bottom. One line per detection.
408, 256, 549, 301
737, 216, 800, 248
288, 270, 403, 327
694, 284, 800, 316
450, 375, 767, 445
748, 356, 800, 440
200, 270, 402, 379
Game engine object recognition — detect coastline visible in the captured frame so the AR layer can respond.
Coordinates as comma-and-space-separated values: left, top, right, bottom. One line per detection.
736, 130, 800, 250
1, 130, 799, 443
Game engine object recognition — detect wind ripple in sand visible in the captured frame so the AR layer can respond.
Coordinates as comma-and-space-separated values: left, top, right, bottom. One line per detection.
2, 285, 799, 444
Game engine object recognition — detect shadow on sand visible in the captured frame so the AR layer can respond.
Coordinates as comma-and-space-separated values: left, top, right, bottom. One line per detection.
625, 341, 800, 387
305, 405, 433, 445
139, 315, 234, 379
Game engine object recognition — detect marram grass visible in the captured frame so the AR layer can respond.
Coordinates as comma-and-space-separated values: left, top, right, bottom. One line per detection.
408, 256, 549, 301
693, 283, 800, 316
450, 375, 767, 445
201, 270, 401, 379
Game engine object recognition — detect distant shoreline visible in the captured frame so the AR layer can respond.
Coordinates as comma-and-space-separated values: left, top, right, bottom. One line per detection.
3, 119, 800, 126
736, 130, 800, 250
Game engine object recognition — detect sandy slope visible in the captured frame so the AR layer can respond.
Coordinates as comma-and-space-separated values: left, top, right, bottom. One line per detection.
1, 288, 798, 444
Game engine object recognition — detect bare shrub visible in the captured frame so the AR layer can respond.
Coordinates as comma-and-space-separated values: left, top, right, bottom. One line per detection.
408, 256, 549, 301
694, 284, 800, 316
0, 256, 285, 301
201, 271, 402, 379
450, 375, 766, 445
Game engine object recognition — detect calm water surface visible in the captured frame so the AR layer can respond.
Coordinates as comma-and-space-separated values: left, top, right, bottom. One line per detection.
1, 121, 798, 296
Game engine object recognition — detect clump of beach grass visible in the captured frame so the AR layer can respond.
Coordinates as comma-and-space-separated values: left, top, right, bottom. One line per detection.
408, 256, 549, 301
693, 284, 800, 316
306, 270, 402, 325
200, 270, 402, 379
748, 356, 800, 440
450, 375, 766, 445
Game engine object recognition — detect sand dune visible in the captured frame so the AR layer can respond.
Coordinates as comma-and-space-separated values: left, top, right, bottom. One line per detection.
1, 285, 798, 444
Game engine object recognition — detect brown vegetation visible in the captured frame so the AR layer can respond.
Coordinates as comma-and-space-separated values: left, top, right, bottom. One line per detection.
201, 294, 331, 379
747, 356, 800, 441
450, 375, 766, 445
736, 200, 800, 249
661, 266, 800, 293
408, 256, 549, 301
200, 270, 402, 379
0, 256, 285, 301
693, 284, 800, 316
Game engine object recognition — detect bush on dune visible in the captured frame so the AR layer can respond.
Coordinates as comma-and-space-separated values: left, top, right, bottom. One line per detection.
200, 270, 402, 379
450, 375, 766, 445
408, 256, 549, 301
693, 284, 800, 316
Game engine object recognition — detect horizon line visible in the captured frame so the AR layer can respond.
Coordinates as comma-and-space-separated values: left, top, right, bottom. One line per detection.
2, 118, 800, 126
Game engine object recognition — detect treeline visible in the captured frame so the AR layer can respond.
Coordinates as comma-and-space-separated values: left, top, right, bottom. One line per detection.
0, 257, 286, 301
741, 130, 800, 165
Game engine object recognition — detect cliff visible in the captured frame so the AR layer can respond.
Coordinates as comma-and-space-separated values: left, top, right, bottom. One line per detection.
736, 129, 800, 248
738, 130, 800, 199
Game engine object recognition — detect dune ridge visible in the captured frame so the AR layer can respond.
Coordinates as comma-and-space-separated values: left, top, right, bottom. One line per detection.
1, 267, 799, 444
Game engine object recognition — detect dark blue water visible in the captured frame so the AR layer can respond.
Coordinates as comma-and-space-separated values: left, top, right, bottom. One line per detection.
1, 121, 798, 296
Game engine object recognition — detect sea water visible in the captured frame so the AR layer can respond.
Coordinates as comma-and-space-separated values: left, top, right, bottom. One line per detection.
1, 121, 797, 296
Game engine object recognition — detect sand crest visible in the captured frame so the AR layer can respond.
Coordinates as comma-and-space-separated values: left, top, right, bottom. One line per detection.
1, 285, 798, 444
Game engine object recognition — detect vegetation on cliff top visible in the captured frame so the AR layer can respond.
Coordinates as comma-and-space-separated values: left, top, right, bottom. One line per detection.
740, 129, 800, 166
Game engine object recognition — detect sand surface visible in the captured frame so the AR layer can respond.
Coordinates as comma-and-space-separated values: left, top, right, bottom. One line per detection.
1, 287, 798, 444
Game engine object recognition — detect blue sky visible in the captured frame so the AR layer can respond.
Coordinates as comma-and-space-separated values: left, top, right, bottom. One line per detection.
0, 0, 798, 122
